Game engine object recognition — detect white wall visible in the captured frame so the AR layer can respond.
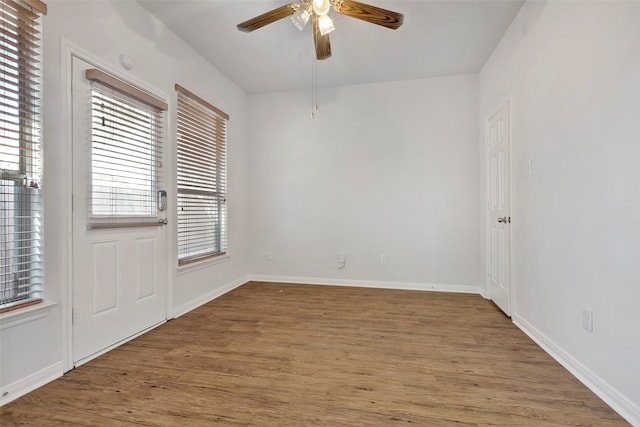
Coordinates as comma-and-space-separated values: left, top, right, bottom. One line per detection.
479, 1, 640, 423
4, 1, 637, 422
0, 0, 250, 403
248, 75, 481, 291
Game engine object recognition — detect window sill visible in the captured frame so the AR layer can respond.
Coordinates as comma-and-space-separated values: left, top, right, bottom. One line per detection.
177, 253, 231, 275
0, 301, 58, 331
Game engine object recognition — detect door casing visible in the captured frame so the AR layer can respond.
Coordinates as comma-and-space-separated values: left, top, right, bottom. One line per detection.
62, 43, 173, 370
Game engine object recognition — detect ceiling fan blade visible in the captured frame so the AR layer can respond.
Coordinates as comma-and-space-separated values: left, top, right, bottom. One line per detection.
334, 0, 403, 30
237, 3, 300, 32
312, 15, 332, 60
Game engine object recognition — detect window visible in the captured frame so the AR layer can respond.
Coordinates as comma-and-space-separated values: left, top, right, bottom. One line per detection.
0, 0, 47, 312
86, 69, 167, 228
175, 84, 228, 265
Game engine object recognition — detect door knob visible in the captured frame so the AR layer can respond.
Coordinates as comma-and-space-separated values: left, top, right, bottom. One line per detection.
497, 217, 508, 223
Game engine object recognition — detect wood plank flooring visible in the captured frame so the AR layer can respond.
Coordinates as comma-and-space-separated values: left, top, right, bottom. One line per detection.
0, 282, 629, 426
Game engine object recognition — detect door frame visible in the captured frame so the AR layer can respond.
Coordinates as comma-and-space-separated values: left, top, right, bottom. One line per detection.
484, 96, 516, 317
61, 40, 174, 371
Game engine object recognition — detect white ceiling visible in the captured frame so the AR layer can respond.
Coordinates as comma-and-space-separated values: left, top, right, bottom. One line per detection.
137, 0, 524, 94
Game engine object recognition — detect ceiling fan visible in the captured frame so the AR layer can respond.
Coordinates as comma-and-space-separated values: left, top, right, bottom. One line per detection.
237, 0, 404, 60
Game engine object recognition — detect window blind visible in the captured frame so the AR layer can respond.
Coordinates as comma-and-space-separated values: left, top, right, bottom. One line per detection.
176, 84, 228, 265
86, 70, 166, 228
0, 0, 46, 312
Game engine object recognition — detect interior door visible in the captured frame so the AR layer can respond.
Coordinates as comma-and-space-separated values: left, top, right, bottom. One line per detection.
486, 102, 511, 316
71, 55, 167, 365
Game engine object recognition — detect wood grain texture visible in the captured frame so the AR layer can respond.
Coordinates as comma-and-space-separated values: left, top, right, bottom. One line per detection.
335, 0, 403, 30
237, 4, 299, 33
0, 282, 629, 426
85, 69, 168, 111
313, 15, 332, 60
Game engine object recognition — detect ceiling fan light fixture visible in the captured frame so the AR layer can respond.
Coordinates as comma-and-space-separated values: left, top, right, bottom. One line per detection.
291, 7, 311, 31
312, 0, 330, 16
317, 14, 335, 36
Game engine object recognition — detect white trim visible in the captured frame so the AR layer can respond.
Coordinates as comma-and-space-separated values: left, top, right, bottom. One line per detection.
163, 81, 176, 325
61, 37, 75, 374
0, 301, 57, 331
483, 108, 493, 300
177, 253, 231, 275
3, 277, 636, 426
62, 40, 172, 372
506, 92, 517, 317
64, 44, 169, 108
172, 275, 250, 319
513, 315, 640, 426
249, 275, 482, 295
0, 362, 63, 406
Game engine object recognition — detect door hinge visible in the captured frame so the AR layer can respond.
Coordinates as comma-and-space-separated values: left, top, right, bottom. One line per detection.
71, 308, 75, 324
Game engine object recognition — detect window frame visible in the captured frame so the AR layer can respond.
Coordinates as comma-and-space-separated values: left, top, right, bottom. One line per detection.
175, 84, 229, 266
0, 0, 47, 313
84, 68, 167, 230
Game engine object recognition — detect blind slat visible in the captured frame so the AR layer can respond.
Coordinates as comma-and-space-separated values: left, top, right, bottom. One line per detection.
86, 69, 167, 111
1, 0, 45, 311
176, 87, 228, 264
88, 78, 164, 224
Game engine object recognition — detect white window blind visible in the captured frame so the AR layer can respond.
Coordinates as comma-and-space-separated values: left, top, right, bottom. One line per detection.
86, 69, 166, 229
176, 84, 228, 265
0, 0, 46, 312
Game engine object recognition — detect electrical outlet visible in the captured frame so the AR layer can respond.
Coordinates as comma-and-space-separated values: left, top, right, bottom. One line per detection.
380, 254, 388, 265
582, 307, 593, 333
337, 252, 346, 263
267, 251, 273, 261
526, 160, 533, 176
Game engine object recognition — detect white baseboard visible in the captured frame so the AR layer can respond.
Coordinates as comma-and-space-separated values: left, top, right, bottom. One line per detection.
172, 275, 251, 319
0, 362, 63, 406
513, 315, 640, 426
249, 274, 482, 295
7, 279, 635, 426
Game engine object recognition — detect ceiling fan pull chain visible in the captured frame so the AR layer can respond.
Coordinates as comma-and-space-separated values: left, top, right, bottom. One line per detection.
311, 56, 315, 118
311, 56, 319, 118
315, 58, 319, 112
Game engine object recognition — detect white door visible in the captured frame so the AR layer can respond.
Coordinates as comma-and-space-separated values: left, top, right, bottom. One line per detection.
71, 56, 167, 364
486, 102, 511, 316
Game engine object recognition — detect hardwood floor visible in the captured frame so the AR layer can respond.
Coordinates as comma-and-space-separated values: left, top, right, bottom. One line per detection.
0, 282, 629, 426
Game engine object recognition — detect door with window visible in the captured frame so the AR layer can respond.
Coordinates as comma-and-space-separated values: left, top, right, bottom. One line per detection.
71, 56, 167, 364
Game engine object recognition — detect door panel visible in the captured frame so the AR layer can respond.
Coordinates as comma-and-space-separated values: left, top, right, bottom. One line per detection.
71, 55, 167, 364
135, 237, 157, 301
486, 102, 511, 316
91, 240, 120, 316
